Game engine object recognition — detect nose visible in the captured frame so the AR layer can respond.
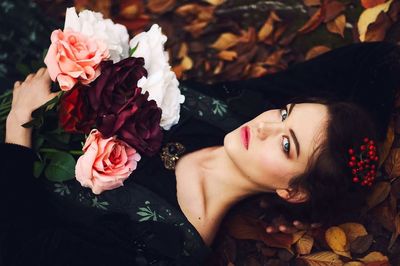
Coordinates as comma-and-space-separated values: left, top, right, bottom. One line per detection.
257, 122, 281, 140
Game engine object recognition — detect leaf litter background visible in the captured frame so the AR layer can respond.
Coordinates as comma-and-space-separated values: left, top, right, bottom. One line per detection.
17, 0, 400, 265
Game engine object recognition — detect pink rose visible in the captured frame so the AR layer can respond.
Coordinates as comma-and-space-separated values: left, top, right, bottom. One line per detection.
75, 129, 140, 194
44, 29, 109, 91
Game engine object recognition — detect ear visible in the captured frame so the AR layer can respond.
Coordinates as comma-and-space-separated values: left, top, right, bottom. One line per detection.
275, 188, 309, 203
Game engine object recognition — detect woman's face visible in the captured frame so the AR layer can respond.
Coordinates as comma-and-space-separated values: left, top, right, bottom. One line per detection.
224, 103, 329, 193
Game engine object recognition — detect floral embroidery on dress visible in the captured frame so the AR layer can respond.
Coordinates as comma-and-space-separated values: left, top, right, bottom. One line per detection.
53, 182, 71, 196
137, 201, 165, 222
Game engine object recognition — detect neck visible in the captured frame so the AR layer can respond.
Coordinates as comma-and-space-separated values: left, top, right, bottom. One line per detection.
197, 146, 261, 223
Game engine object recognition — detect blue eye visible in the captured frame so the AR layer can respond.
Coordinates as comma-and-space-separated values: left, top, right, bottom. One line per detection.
280, 107, 288, 121
282, 136, 290, 154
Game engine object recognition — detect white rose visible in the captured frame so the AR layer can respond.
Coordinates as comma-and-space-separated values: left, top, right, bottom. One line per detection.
130, 24, 184, 130
64, 7, 129, 63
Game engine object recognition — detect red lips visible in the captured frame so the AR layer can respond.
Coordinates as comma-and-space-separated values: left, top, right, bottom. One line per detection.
241, 126, 250, 150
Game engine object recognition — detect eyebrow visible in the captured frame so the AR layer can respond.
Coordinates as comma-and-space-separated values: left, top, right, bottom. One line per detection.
288, 104, 300, 158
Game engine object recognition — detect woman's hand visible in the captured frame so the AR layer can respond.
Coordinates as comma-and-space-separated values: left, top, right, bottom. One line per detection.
8, 68, 57, 125
6, 68, 58, 148
265, 215, 321, 234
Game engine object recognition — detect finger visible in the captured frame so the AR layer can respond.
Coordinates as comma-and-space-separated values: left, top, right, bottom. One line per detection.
25, 73, 34, 81
266, 226, 279, 234
42, 69, 51, 83
279, 225, 298, 234
14, 81, 22, 88
37, 67, 46, 76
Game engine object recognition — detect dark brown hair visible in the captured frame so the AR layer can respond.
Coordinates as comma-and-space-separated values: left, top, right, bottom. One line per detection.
283, 98, 379, 224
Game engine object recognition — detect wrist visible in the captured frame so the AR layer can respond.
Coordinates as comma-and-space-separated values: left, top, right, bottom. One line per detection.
6, 114, 33, 148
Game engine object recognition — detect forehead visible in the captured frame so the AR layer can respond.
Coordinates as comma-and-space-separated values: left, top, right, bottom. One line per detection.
289, 103, 329, 159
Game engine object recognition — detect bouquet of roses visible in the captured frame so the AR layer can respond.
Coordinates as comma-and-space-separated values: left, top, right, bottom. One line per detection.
4, 7, 184, 195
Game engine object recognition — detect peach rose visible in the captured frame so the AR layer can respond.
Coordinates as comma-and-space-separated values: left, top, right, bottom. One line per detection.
44, 29, 109, 91
75, 129, 141, 194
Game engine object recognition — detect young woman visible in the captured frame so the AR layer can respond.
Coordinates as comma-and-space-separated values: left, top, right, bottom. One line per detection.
1, 42, 399, 266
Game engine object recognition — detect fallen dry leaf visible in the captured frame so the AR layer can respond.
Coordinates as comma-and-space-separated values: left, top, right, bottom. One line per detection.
360, 251, 389, 263
297, 251, 343, 266
258, 11, 282, 41
357, 0, 394, 41
388, 212, 400, 249
305, 45, 331, 60
298, 7, 324, 34
303, 0, 321, 7
296, 233, 315, 255
343, 262, 364, 266
364, 10, 393, 41
181, 55, 193, 71
323, 0, 346, 23
147, 0, 176, 14
120, 0, 143, 19
338, 223, 368, 243
177, 42, 188, 59
325, 226, 350, 257
249, 64, 268, 78
264, 49, 287, 66
384, 148, 400, 179
326, 14, 346, 37
203, 0, 225, 6
366, 181, 391, 210
379, 123, 395, 167
361, 0, 387, 9
217, 50, 238, 61
350, 234, 374, 254
210, 33, 241, 51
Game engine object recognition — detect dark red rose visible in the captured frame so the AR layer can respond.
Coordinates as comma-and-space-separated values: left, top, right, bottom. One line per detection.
59, 85, 95, 133
86, 57, 163, 156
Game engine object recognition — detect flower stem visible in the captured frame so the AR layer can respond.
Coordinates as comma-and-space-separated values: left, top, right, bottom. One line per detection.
39, 148, 84, 156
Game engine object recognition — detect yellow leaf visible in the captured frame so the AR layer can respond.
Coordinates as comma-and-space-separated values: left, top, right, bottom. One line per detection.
210, 33, 240, 51
299, 251, 343, 266
203, 0, 225, 5
296, 233, 314, 255
325, 226, 348, 253
343, 262, 364, 266
338, 223, 368, 243
292, 230, 307, 244
178, 43, 188, 59
360, 251, 389, 263
181, 56, 193, 71
326, 14, 346, 37
217, 50, 238, 61
258, 11, 282, 41
357, 0, 393, 42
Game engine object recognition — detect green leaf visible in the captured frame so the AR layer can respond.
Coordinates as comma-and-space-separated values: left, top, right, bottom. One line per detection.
129, 42, 139, 57
33, 160, 45, 178
44, 151, 76, 182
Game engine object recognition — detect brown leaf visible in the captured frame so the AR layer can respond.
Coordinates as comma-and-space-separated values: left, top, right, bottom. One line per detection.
298, 251, 343, 266
303, 0, 321, 7
325, 226, 350, 256
210, 33, 241, 51
181, 55, 193, 71
305, 45, 331, 61
296, 233, 314, 255
147, 0, 176, 14
338, 223, 368, 243
249, 65, 268, 78
226, 215, 264, 241
379, 123, 394, 167
363, 10, 393, 42
357, 0, 393, 42
326, 14, 346, 37
361, 0, 387, 9
384, 148, 400, 179
388, 212, 400, 249
258, 11, 282, 41
298, 8, 324, 34
264, 49, 287, 66
260, 232, 294, 251
213, 61, 224, 75
350, 234, 373, 254
371, 199, 396, 232
360, 251, 389, 263
323, 1, 346, 23
218, 51, 238, 61
343, 262, 364, 266
184, 22, 209, 38
366, 181, 391, 210
178, 43, 188, 59
119, 0, 143, 19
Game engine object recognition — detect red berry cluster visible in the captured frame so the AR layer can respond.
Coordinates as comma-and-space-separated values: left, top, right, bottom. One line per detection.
348, 137, 379, 187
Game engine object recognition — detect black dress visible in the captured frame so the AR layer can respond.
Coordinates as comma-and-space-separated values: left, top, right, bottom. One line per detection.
0, 84, 244, 266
